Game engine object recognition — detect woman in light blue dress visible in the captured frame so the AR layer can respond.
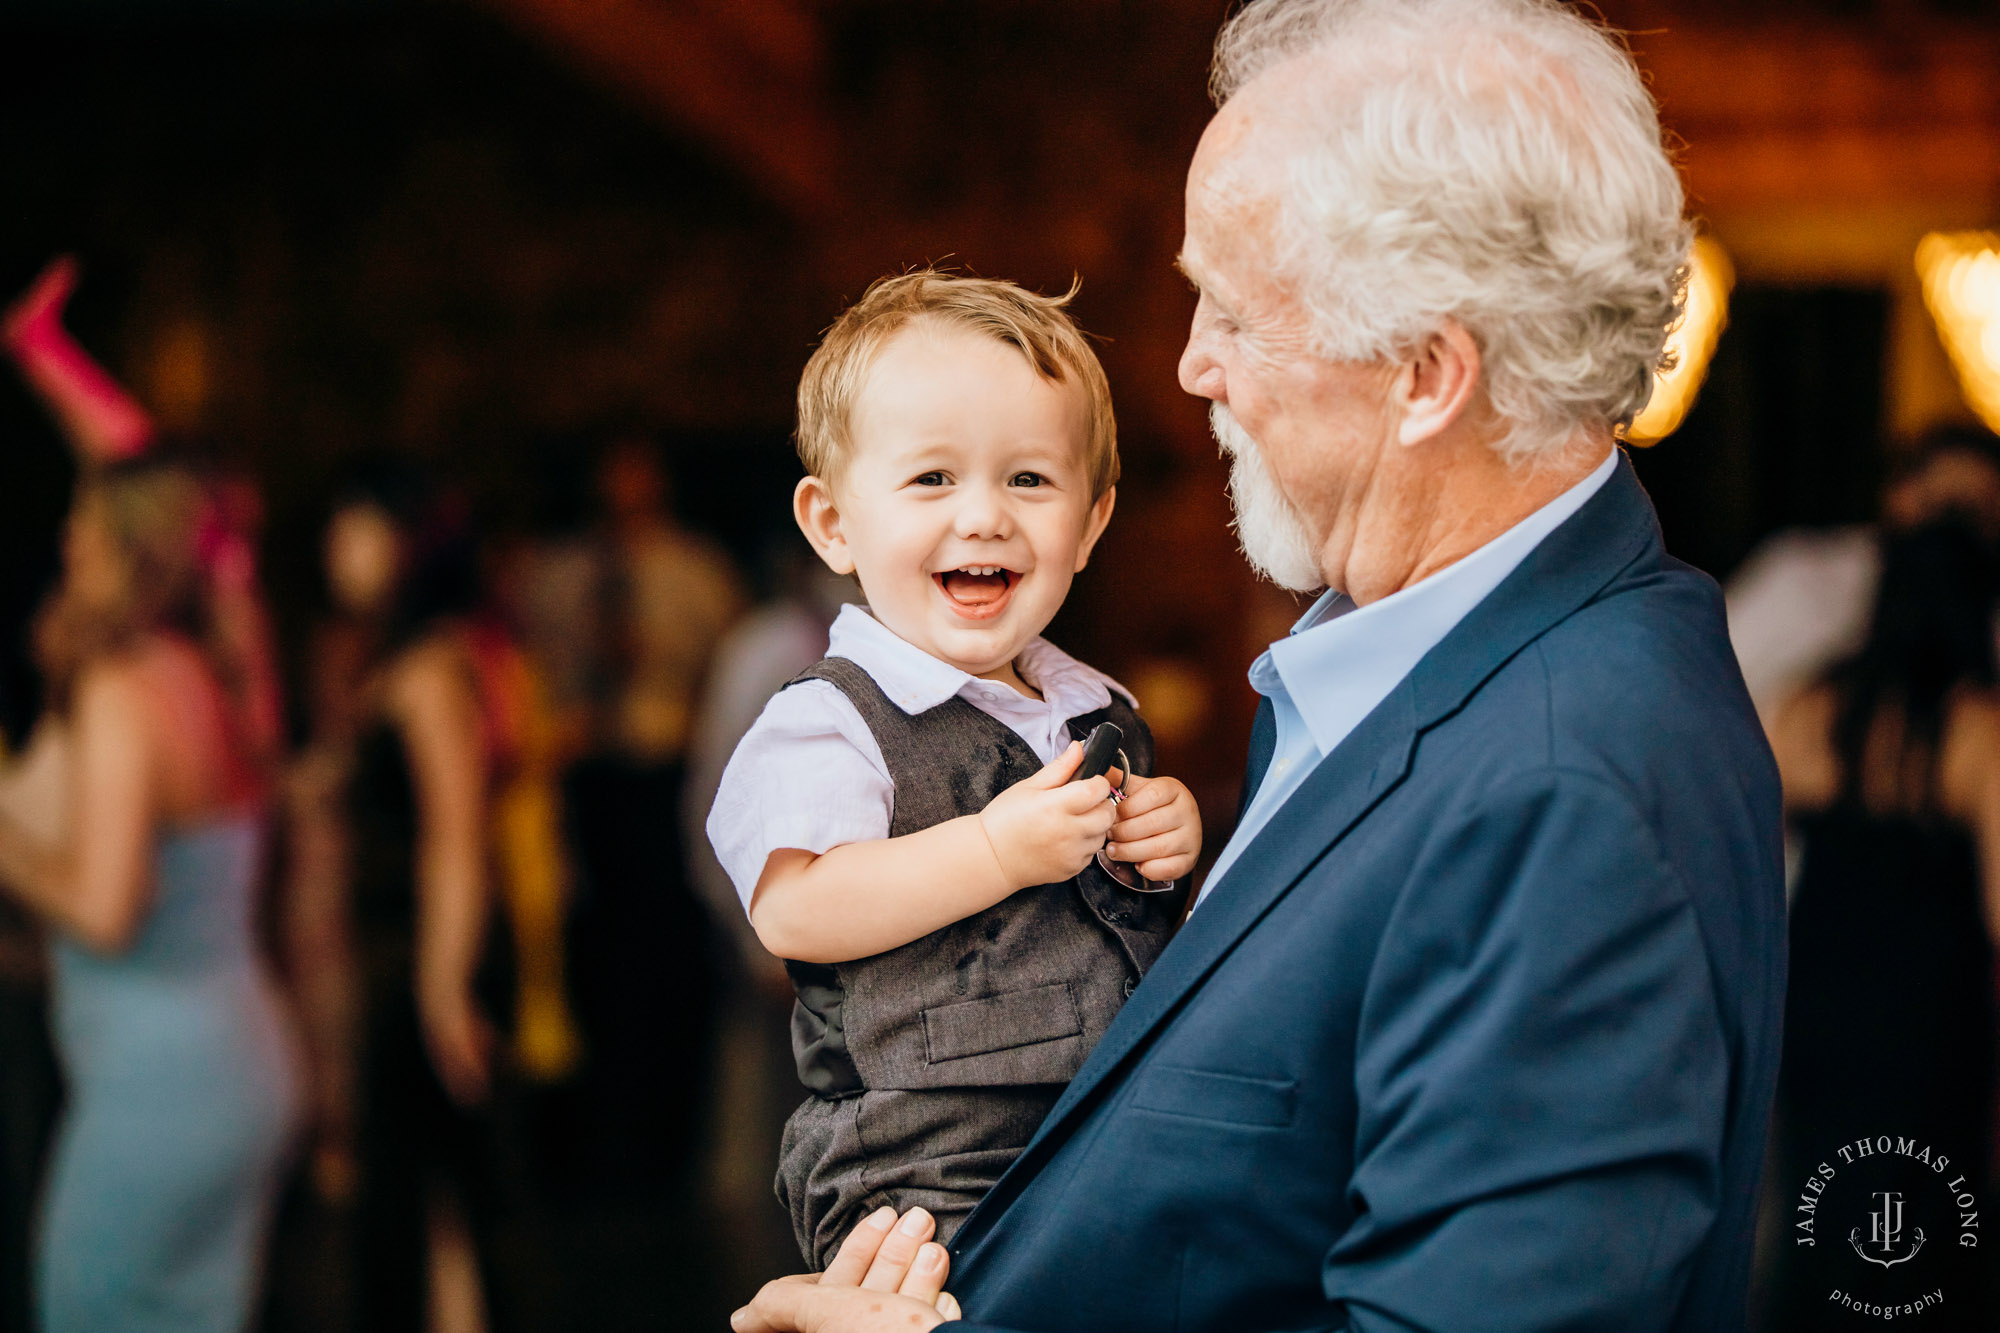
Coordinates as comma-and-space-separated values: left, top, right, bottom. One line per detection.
0, 458, 301, 1332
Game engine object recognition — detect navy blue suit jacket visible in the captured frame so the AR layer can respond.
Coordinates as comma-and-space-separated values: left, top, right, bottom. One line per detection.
947, 459, 1787, 1332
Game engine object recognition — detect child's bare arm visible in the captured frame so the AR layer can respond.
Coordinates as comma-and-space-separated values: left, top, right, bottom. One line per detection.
749, 740, 1117, 964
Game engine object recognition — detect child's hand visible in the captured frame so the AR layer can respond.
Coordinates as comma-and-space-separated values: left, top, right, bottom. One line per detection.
1107, 774, 1202, 884
977, 741, 1118, 891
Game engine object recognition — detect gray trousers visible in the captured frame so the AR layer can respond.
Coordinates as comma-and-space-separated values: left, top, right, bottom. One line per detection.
776, 1085, 1062, 1270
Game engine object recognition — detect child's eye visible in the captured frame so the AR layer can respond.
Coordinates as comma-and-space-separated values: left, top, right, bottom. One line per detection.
912, 471, 947, 487
1010, 472, 1046, 488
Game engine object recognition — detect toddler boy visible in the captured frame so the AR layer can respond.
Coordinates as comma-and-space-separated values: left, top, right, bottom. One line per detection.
708, 270, 1203, 1267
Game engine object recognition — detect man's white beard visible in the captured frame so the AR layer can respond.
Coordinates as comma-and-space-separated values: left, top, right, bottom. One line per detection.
1211, 404, 1325, 593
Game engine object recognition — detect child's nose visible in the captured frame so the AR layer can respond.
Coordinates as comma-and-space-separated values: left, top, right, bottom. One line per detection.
952, 484, 1012, 540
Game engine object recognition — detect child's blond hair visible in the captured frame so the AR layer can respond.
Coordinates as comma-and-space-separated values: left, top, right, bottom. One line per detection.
796, 269, 1119, 498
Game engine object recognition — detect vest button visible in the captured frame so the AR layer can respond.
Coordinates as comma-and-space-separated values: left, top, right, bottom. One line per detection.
1122, 977, 1136, 998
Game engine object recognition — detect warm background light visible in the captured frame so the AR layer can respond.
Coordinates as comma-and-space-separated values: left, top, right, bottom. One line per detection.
1916, 231, 2000, 436
1624, 235, 1735, 446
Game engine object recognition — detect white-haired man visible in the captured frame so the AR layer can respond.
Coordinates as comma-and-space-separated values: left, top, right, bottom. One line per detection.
736, 1, 1784, 1329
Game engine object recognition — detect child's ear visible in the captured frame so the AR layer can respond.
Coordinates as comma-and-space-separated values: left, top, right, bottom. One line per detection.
794, 475, 855, 575
1073, 486, 1116, 572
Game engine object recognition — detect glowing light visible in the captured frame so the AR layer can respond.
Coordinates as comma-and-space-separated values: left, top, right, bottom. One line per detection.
1917, 231, 2000, 436
1624, 235, 1734, 446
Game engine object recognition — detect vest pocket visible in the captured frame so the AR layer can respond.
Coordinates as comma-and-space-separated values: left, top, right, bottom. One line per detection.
922, 981, 1083, 1064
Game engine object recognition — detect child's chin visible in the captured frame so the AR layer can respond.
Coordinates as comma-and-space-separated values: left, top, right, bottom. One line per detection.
932, 619, 1029, 668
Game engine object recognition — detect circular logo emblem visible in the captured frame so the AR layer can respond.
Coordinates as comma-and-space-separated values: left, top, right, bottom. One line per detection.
1788, 1134, 1980, 1322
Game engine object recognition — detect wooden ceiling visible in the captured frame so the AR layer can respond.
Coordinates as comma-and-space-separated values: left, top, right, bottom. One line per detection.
466, 0, 2000, 224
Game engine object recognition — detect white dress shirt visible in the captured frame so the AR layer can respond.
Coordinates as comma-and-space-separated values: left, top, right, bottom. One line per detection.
706, 604, 1135, 913
1197, 448, 1620, 907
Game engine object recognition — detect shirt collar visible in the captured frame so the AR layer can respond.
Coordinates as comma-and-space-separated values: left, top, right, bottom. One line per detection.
825, 604, 1130, 718
1257, 447, 1620, 754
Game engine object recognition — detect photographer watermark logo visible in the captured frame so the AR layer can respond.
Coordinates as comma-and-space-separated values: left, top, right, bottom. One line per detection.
1853, 1191, 1923, 1268
1793, 1134, 1979, 1321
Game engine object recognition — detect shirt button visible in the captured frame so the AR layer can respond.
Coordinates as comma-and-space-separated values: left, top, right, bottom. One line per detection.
1122, 977, 1136, 998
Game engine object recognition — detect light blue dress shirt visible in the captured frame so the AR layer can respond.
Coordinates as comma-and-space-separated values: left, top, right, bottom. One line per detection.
1195, 448, 1620, 907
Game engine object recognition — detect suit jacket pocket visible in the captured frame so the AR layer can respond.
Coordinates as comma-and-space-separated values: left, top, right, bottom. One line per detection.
1131, 1063, 1298, 1128
922, 981, 1083, 1064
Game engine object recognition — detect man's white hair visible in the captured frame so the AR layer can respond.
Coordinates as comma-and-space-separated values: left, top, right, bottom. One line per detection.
1211, 0, 1691, 464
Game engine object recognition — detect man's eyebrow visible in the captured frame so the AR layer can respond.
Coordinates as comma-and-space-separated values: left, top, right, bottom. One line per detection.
1174, 254, 1221, 302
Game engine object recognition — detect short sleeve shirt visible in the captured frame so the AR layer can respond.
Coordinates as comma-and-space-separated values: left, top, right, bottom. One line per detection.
704, 604, 1135, 914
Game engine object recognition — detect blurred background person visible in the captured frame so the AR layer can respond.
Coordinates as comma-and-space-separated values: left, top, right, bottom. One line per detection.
1727, 425, 2000, 725
0, 457, 299, 1332
314, 462, 554, 1333
1765, 519, 2000, 1328
512, 435, 742, 1202
0, 254, 145, 1333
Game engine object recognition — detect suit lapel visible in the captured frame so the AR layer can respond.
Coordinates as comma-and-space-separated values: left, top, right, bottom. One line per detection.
954, 684, 1421, 1255
954, 456, 1665, 1257
1235, 697, 1277, 823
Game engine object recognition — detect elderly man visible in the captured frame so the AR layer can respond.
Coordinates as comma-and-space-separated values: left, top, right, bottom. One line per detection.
737, 0, 1785, 1329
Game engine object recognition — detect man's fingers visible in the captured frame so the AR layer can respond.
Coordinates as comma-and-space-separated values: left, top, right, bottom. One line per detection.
1137, 854, 1195, 883
860, 1207, 935, 1291
820, 1205, 896, 1286
730, 1276, 822, 1333
896, 1242, 951, 1306
732, 1282, 947, 1333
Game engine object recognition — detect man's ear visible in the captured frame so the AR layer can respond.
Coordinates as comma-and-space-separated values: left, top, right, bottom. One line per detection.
794, 475, 855, 575
1396, 318, 1482, 448
1073, 486, 1117, 572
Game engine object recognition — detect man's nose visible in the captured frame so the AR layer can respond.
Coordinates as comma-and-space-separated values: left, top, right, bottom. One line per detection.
1179, 333, 1225, 401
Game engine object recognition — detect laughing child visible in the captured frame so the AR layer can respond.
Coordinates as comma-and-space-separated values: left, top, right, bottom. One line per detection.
707, 270, 1203, 1267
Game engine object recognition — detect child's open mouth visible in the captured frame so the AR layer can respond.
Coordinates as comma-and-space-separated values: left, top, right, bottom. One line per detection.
934, 566, 1017, 620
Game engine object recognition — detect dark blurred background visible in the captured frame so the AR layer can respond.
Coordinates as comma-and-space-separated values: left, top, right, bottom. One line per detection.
5, 0, 1998, 771
0, 0, 1997, 1330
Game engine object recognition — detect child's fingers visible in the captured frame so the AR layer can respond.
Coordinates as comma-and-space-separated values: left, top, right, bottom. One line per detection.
1108, 831, 1192, 865
1109, 803, 1183, 844
1136, 853, 1196, 883
1026, 740, 1085, 789
1072, 800, 1118, 849
821, 1205, 897, 1286
1111, 776, 1178, 817
1111, 784, 1164, 817
1056, 775, 1115, 811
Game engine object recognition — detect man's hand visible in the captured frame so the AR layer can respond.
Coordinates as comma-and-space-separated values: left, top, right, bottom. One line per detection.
732, 1206, 960, 1333
1107, 773, 1202, 883
978, 741, 1117, 890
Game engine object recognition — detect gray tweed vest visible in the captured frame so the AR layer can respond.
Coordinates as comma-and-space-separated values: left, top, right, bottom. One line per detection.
783, 655, 1183, 1097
